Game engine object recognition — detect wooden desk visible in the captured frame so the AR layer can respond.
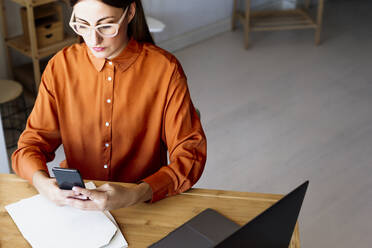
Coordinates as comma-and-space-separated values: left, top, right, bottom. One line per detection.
0, 174, 301, 247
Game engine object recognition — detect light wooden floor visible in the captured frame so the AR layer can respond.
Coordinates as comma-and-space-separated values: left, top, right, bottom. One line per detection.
174, 1, 372, 247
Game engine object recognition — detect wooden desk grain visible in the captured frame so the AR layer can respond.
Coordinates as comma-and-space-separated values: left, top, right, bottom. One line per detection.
0, 173, 301, 247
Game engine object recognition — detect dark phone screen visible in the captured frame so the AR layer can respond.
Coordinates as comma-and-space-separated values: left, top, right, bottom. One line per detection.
52, 168, 85, 190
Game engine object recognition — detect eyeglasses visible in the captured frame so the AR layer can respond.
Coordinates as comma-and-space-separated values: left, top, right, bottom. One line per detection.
69, 7, 128, 38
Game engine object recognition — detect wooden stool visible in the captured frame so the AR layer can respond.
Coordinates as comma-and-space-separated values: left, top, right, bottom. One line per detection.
232, 0, 325, 49
0, 80, 28, 149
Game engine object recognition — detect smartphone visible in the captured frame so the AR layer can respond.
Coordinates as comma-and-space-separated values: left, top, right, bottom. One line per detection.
52, 167, 85, 190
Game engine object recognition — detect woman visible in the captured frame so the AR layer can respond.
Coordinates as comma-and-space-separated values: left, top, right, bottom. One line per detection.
12, 0, 206, 211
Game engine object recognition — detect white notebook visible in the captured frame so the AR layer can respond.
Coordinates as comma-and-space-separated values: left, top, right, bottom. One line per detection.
5, 182, 128, 248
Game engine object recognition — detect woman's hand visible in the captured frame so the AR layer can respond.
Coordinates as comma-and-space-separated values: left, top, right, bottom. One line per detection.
32, 170, 77, 206
66, 182, 153, 211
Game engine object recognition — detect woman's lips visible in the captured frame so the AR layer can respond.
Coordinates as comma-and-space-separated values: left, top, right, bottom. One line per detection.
92, 47, 106, 52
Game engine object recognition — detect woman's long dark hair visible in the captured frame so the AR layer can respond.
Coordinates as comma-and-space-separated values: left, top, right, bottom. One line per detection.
70, 0, 154, 44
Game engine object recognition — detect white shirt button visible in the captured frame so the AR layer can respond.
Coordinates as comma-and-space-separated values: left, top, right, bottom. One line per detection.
108, 61, 112, 65
106, 99, 111, 103
105, 143, 109, 147
107, 76, 112, 81
105, 122, 110, 127
104, 164, 108, 169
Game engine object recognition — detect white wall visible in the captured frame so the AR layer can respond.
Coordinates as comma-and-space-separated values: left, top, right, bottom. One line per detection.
143, 0, 284, 44
0, 113, 10, 173
142, 0, 233, 43
143, 0, 277, 51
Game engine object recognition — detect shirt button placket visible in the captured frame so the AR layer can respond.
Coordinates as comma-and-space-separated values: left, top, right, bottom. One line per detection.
104, 67, 114, 179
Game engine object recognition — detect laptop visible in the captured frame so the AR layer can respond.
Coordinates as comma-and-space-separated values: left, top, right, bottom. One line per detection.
150, 181, 308, 248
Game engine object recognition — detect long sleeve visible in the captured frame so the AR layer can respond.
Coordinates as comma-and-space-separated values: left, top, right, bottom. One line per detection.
12, 62, 62, 184
142, 67, 207, 203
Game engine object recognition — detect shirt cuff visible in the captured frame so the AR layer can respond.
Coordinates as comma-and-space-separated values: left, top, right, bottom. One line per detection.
12, 154, 49, 185
27, 161, 49, 185
142, 169, 174, 203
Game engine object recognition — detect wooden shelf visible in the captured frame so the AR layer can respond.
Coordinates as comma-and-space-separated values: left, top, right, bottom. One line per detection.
237, 9, 317, 32
11, 0, 58, 7
1, 0, 74, 90
6, 33, 78, 59
252, 9, 316, 31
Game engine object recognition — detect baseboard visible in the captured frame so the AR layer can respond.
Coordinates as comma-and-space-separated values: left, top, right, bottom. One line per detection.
155, 0, 295, 52
157, 17, 231, 52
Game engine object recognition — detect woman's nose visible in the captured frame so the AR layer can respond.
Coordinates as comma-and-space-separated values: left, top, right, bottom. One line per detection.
89, 29, 102, 46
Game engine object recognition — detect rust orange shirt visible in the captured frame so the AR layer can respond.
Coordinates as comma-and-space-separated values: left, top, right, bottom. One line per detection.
12, 39, 207, 203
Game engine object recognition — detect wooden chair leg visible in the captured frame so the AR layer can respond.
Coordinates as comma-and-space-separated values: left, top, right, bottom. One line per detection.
232, 0, 238, 31
305, 0, 311, 9
315, 0, 324, 45
244, 0, 251, 49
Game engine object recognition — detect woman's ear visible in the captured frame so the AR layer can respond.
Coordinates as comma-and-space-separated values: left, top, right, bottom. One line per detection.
127, 2, 136, 23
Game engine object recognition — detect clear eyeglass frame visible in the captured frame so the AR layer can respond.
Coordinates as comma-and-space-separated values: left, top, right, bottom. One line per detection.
69, 6, 128, 38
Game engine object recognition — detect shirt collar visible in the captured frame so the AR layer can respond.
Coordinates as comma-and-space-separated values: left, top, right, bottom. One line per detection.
86, 38, 143, 72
